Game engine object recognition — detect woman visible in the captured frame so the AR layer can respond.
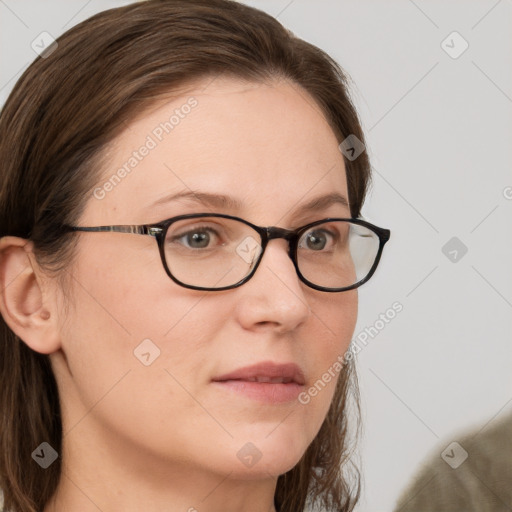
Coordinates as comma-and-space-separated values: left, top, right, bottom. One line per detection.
0, 1, 390, 511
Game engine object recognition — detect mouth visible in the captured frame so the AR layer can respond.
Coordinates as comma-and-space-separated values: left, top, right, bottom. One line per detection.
211, 361, 306, 404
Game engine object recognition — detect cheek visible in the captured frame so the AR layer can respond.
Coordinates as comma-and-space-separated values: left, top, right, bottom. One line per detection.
58, 241, 228, 417
299, 289, 357, 420
70, 235, 222, 339
56, 251, 234, 466
309, 288, 358, 364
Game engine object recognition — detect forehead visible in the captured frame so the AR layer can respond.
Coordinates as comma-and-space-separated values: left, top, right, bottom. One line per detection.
85, 76, 349, 225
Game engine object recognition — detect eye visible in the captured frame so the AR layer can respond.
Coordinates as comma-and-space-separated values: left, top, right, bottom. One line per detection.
168, 226, 222, 250
299, 229, 334, 251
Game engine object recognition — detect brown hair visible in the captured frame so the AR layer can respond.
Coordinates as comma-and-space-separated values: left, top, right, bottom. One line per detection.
0, 1, 370, 510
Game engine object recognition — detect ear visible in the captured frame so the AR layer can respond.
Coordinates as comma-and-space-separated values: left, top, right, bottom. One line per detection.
0, 236, 62, 354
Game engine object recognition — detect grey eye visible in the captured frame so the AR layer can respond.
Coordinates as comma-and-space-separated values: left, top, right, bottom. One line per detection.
300, 229, 332, 251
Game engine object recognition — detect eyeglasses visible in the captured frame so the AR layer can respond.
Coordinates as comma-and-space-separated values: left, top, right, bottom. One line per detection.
66, 213, 390, 292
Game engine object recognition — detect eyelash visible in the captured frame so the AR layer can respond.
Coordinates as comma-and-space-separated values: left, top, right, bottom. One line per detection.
168, 224, 224, 249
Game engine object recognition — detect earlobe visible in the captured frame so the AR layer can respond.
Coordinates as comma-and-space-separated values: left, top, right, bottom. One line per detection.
0, 236, 61, 354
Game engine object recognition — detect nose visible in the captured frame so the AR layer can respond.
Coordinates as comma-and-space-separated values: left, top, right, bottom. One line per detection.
234, 238, 311, 333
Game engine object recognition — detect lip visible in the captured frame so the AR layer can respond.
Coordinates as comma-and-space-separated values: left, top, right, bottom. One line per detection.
211, 361, 306, 404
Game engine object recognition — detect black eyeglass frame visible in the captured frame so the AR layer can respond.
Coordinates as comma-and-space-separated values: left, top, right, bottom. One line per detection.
66, 213, 390, 292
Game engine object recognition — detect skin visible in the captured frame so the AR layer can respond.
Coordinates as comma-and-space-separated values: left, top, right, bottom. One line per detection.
0, 76, 357, 512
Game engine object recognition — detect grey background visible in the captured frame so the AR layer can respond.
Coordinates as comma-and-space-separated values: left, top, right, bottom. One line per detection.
1, 1, 511, 510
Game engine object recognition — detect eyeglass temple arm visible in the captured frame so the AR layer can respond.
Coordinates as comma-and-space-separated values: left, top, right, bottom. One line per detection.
68, 225, 163, 237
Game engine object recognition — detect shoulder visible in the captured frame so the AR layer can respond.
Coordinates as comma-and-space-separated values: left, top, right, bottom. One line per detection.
394, 412, 512, 512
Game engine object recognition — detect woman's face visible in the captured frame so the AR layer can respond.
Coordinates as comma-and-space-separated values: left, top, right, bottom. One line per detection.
52, 76, 357, 482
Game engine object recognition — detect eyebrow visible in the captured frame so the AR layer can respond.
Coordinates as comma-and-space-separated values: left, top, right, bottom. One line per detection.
150, 190, 350, 216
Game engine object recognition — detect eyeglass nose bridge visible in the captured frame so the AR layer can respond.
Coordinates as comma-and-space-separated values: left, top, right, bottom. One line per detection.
255, 226, 300, 266
264, 226, 296, 241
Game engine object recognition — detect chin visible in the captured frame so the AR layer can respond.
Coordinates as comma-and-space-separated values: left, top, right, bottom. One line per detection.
228, 453, 304, 481
224, 430, 311, 480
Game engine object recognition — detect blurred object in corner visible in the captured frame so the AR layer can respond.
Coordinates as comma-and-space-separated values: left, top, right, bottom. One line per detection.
395, 411, 512, 512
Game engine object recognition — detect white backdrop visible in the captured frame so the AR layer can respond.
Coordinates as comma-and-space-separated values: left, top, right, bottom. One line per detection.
1, 1, 511, 511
